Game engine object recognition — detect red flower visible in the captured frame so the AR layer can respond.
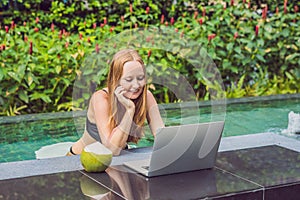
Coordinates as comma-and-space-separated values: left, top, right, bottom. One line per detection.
194, 11, 198, 19
65, 42, 69, 48
198, 18, 203, 25
295, 5, 299, 13
234, 32, 238, 40
29, 41, 33, 55
59, 30, 63, 40
170, 17, 175, 25
110, 26, 115, 33
95, 44, 99, 54
1, 44, 6, 51
130, 4, 133, 13
208, 34, 216, 41
262, 5, 268, 20
146, 6, 150, 14
51, 23, 55, 32
202, 7, 206, 17
148, 50, 152, 58
180, 31, 184, 38
11, 21, 15, 29
160, 14, 165, 24
79, 33, 83, 40
87, 38, 91, 43
5, 26, 9, 33
255, 25, 259, 36
34, 27, 39, 32
284, 0, 287, 14
230, 0, 234, 6
103, 17, 107, 25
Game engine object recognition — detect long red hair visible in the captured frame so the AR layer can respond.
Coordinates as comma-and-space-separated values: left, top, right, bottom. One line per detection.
107, 49, 147, 143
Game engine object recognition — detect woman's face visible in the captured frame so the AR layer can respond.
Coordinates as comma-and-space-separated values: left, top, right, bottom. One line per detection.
119, 61, 146, 99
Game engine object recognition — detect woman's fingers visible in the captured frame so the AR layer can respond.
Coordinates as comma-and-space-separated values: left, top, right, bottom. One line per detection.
114, 86, 135, 109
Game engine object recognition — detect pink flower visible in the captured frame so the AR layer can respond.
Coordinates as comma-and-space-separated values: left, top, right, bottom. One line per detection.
103, 17, 107, 25
121, 16, 125, 22
146, 6, 150, 14
175, 28, 178, 33
35, 17, 39, 24
34, 27, 39, 32
135, 23, 138, 28
223, 3, 226, 10
93, 23, 97, 29
5, 26, 9, 33
276, 7, 279, 15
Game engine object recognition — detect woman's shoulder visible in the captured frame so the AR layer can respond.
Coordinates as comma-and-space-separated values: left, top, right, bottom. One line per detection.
91, 88, 109, 102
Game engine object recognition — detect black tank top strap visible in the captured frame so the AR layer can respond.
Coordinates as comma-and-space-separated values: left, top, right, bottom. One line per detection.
102, 89, 108, 94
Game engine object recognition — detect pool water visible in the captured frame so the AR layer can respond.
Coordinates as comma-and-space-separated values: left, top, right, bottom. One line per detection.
0, 95, 299, 163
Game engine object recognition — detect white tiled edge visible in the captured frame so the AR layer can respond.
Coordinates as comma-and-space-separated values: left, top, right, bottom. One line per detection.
219, 132, 300, 153
0, 132, 299, 181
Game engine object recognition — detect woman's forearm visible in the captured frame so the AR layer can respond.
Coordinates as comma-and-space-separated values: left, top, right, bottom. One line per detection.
105, 108, 135, 155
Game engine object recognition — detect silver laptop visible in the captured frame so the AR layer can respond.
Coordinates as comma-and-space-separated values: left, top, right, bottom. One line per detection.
123, 121, 225, 177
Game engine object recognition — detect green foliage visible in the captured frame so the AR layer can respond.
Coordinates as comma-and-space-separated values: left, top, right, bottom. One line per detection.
0, 0, 299, 115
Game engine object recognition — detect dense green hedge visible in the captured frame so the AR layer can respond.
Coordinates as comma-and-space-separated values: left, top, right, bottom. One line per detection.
0, 0, 299, 116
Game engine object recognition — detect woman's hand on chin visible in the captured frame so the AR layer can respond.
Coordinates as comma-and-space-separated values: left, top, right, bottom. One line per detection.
114, 86, 135, 110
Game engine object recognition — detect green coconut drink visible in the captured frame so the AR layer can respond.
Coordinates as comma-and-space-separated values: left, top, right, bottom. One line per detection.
80, 142, 113, 172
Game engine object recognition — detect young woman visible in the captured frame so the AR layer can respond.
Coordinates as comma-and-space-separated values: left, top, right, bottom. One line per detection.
68, 49, 164, 156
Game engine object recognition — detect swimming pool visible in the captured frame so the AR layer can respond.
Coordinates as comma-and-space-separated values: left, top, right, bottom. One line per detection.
0, 94, 299, 163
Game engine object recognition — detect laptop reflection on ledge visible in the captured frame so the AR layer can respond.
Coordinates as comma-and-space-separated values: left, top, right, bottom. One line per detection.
106, 165, 218, 200
124, 121, 225, 177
